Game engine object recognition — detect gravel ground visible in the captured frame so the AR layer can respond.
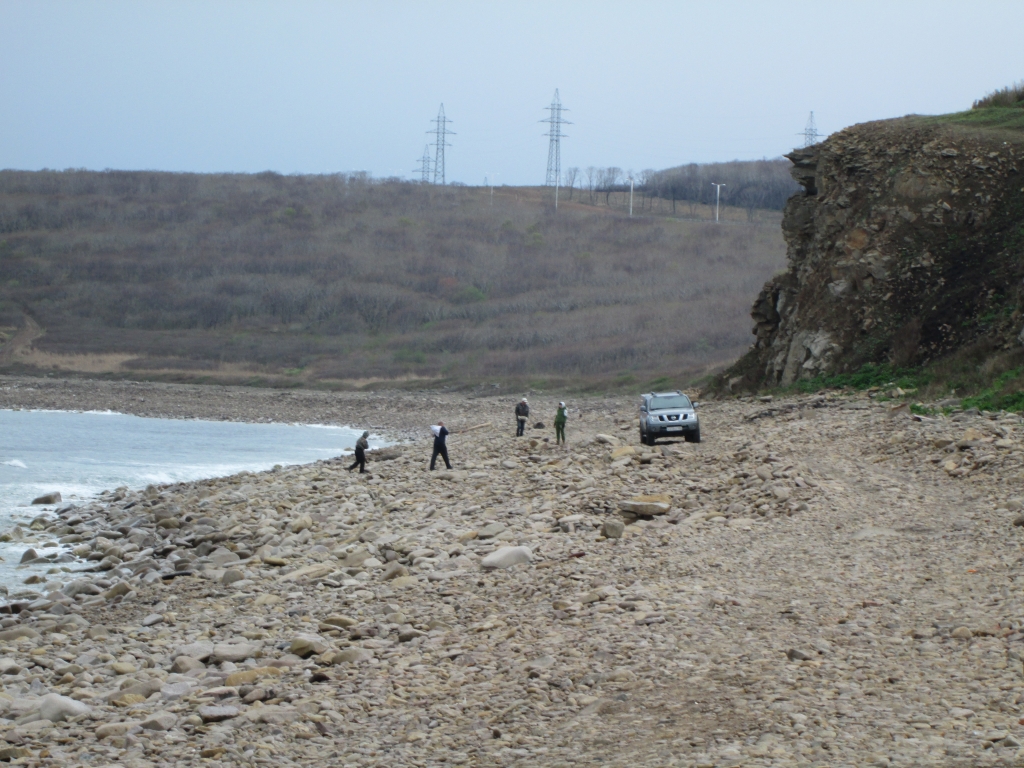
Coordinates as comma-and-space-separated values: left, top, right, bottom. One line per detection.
0, 377, 1023, 767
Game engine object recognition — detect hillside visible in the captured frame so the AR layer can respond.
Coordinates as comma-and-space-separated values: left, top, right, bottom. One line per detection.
0, 171, 785, 390
722, 105, 1024, 402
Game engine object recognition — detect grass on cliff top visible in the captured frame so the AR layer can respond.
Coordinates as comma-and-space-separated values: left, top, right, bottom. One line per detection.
915, 107, 1024, 133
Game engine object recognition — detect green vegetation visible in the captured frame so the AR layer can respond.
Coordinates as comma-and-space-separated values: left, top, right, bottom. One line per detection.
791, 353, 1024, 414
960, 367, 1024, 412
919, 108, 1024, 132
795, 363, 929, 394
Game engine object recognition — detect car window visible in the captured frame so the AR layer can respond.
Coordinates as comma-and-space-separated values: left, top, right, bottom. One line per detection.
649, 395, 691, 410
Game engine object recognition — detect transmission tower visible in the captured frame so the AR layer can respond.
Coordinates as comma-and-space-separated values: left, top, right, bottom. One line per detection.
801, 111, 821, 147
414, 145, 432, 183
429, 104, 455, 185
542, 89, 571, 188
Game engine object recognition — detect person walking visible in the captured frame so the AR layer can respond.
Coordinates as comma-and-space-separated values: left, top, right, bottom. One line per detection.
514, 398, 529, 437
554, 401, 568, 446
430, 421, 452, 470
348, 430, 370, 474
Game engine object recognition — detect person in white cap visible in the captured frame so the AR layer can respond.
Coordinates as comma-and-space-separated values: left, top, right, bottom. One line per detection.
514, 398, 530, 437
554, 402, 568, 445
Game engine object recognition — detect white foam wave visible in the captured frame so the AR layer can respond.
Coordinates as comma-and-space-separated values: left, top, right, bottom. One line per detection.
1, 460, 27, 469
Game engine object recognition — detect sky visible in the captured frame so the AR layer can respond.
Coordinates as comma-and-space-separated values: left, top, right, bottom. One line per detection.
2, 1, 1023, 186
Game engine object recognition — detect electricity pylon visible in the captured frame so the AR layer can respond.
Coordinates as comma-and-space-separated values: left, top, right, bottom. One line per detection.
415, 145, 432, 183
801, 111, 821, 147
541, 89, 571, 207
429, 104, 455, 185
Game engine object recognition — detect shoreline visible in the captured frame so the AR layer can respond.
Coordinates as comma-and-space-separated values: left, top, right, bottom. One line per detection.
0, 376, 1021, 764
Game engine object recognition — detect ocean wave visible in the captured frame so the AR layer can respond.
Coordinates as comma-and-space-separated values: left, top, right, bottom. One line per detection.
1, 460, 27, 469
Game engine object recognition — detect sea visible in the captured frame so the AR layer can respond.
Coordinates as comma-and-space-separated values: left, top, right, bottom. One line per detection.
0, 409, 373, 588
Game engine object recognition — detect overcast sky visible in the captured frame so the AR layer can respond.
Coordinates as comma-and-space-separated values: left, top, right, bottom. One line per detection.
2, 1, 1023, 185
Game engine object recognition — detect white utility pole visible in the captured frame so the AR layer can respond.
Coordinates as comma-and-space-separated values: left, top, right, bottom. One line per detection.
485, 173, 498, 206
711, 182, 725, 222
627, 176, 634, 217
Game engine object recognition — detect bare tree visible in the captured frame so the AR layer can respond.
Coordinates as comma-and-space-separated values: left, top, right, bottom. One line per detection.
563, 167, 579, 201
598, 167, 622, 206
584, 166, 597, 204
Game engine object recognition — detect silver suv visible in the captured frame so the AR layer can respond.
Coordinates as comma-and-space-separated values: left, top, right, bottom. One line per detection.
639, 391, 700, 445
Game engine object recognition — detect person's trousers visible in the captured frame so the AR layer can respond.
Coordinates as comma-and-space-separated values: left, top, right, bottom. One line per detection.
348, 449, 366, 473
430, 445, 451, 470
516, 418, 526, 436
555, 423, 565, 443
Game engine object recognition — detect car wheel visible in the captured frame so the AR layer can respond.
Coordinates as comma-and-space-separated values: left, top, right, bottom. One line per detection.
685, 427, 701, 444
646, 432, 656, 446
638, 424, 645, 444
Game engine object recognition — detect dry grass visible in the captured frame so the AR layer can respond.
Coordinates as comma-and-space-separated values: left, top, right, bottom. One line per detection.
0, 170, 787, 388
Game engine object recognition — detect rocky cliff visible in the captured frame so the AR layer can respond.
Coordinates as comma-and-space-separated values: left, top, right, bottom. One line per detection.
725, 115, 1024, 390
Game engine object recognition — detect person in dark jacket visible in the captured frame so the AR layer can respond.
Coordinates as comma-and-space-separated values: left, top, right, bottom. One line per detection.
430, 421, 452, 470
514, 398, 529, 437
554, 402, 568, 445
348, 430, 370, 473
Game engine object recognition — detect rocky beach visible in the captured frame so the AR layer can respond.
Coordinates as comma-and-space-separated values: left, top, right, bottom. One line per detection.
0, 376, 1023, 766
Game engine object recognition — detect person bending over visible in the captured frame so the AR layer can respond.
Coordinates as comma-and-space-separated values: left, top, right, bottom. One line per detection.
348, 430, 370, 473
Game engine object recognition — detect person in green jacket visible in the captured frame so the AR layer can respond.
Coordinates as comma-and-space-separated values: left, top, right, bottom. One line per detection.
554, 401, 568, 445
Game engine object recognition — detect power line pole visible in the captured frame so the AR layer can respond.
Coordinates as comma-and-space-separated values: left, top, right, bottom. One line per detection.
484, 173, 498, 205
541, 89, 571, 209
801, 111, 821, 147
429, 104, 455, 185
711, 182, 725, 222
415, 145, 432, 183
627, 176, 634, 217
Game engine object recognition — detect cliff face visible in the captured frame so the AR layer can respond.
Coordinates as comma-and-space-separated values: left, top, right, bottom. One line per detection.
726, 117, 1024, 390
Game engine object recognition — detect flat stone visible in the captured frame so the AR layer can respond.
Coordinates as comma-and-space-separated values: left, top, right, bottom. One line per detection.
198, 705, 239, 723
330, 648, 373, 664
618, 499, 670, 516
381, 561, 409, 580
290, 634, 330, 658
225, 666, 283, 686
174, 642, 213, 661
38, 693, 90, 722
480, 546, 532, 569
96, 721, 139, 739
141, 711, 176, 731
477, 523, 506, 539
210, 641, 261, 663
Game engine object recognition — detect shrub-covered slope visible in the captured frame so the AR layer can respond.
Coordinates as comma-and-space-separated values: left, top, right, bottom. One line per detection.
0, 172, 785, 387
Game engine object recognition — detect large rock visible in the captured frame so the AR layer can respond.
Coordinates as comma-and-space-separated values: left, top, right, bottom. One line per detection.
174, 642, 213, 662
601, 519, 625, 539
38, 693, 90, 722
96, 721, 139, 739
31, 492, 61, 505
477, 523, 506, 539
225, 666, 283, 686
618, 495, 671, 516
210, 641, 261, 663
141, 711, 177, 731
290, 634, 330, 658
329, 648, 373, 664
480, 546, 533, 570
381, 562, 409, 581
198, 705, 239, 723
